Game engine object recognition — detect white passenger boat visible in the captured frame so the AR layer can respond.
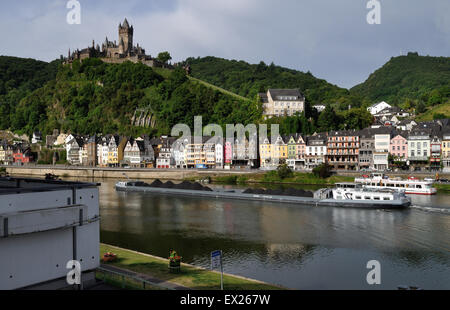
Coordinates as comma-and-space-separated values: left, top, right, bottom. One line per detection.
354, 173, 437, 195
328, 183, 410, 203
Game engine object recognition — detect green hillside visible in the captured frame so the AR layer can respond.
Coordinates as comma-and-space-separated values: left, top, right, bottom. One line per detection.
351, 52, 450, 108
0, 56, 61, 130
0, 57, 261, 137
183, 56, 361, 108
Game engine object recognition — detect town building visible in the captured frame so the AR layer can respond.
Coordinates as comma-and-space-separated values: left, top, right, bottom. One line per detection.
66, 137, 84, 166
367, 101, 391, 115
373, 127, 393, 171
313, 105, 326, 113
358, 128, 375, 170
390, 132, 408, 161
442, 132, 450, 172
0, 142, 14, 165
31, 132, 42, 144
286, 134, 305, 171
107, 136, 121, 167
156, 137, 176, 169
172, 137, 190, 169
97, 136, 110, 168
374, 106, 410, 119
224, 141, 233, 169
408, 129, 431, 171
430, 133, 442, 171
327, 131, 360, 170
259, 89, 305, 118
305, 133, 327, 170
123, 138, 146, 168
396, 120, 417, 131
271, 135, 288, 167
259, 137, 272, 169
185, 136, 211, 169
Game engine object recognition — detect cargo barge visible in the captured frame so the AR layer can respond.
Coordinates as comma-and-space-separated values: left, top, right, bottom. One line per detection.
115, 180, 411, 209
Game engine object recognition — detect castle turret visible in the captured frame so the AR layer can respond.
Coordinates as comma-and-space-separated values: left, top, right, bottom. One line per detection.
118, 17, 133, 55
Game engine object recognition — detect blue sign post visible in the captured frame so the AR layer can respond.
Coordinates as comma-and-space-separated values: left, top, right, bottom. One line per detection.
211, 250, 223, 290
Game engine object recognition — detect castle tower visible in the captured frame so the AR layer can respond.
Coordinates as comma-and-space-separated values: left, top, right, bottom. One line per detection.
118, 18, 133, 55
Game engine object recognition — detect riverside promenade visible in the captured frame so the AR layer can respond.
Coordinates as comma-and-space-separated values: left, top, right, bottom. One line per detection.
2, 165, 258, 180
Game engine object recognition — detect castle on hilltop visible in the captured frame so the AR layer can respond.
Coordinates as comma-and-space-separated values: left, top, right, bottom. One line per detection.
65, 18, 163, 68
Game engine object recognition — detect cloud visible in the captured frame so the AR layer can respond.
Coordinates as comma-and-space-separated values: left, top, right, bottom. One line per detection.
0, 0, 448, 89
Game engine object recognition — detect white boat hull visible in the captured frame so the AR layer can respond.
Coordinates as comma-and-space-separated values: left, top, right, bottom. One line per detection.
355, 178, 437, 195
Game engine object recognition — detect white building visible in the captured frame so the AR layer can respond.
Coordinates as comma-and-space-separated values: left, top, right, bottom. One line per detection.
367, 101, 391, 115
172, 137, 190, 169
259, 89, 305, 118
305, 135, 327, 170
97, 137, 110, 167
373, 131, 392, 171
408, 130, 431, 162
0, 177, 100, 290
313, 105, 326, 113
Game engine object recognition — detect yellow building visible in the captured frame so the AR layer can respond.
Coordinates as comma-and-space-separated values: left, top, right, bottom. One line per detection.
272, 135, 288, 162
259, 138, 272, 168
259, 135, 287, 168
442, 133, 450, 171
107, 136, 120, 167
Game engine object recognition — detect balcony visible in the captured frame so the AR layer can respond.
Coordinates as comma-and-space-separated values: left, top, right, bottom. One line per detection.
408, 156, 429, 162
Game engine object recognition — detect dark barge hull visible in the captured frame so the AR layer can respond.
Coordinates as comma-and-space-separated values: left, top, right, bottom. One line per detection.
115, 185, 411, 209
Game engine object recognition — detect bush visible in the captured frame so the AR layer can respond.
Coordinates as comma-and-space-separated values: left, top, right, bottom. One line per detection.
312, 164, 332, 179
277, 164, 293, 180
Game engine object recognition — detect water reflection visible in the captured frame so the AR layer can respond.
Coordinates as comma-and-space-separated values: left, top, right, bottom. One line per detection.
76, 177, 450, 289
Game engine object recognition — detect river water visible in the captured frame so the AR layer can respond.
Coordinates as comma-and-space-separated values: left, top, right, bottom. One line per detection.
91, 178, 450, 290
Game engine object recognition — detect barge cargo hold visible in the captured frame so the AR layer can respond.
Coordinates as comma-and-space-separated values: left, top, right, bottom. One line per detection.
115, 181, 411, 209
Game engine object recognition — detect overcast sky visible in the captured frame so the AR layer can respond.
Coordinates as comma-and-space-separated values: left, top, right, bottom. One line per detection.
0, 0, 449, 88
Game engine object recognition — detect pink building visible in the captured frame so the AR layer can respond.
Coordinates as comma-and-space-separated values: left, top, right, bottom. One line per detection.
224, 141, 233, 165
296, 136, 306, 159
390, 134, 408, 160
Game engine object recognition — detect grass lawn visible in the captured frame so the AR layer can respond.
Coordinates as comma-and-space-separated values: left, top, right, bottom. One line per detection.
211, 172, 354, 186
433, 183, 450, 193
188, 76, 250, 102
416, 102, 450, 121
100, 244, 283, 290
152, 67, 174, 79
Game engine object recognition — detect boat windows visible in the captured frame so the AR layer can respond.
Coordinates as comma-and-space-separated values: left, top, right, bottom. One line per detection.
365, 197, 371, 200
374, 197, 381, 200
355, 196, 362, 200
383, 197, 391, 201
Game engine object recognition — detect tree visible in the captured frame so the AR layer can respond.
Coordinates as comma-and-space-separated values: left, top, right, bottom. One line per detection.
312, 164, 333, 179
317, 105, 338, 132
416, 101, 426, 114
157, 51, 172, 64
277, 164, 293, 179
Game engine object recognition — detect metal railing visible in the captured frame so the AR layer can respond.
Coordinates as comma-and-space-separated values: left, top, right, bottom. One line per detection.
96, 266, 174, 290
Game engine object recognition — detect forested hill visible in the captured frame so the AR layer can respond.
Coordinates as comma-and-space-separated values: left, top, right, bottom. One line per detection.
0, 56, 61, 131
0, 56, 60, 95
183, 56, 353, 106
0, 57, 261, 138
351, 53, 450, 106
